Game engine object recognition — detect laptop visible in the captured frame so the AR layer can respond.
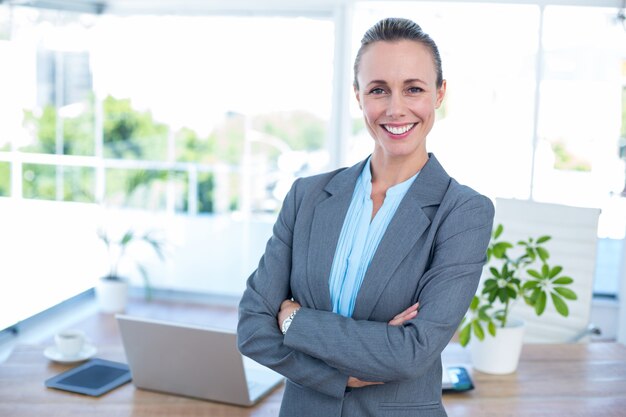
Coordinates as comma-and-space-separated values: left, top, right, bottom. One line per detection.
116, 315, 284, 406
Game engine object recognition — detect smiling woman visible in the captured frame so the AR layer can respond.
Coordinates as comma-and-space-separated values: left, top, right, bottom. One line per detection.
237, 17, 494, 417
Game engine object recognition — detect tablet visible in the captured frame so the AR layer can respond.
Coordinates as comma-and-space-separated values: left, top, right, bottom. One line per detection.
45, 358, 132, 397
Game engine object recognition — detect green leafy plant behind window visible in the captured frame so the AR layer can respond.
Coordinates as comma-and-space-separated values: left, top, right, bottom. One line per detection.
22, 164, 55, 200
62, 166, 95, 203
0, 162, 10, 196
103, 96, 168, 161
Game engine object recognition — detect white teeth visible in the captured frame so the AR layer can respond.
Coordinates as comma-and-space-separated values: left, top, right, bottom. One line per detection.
383, 124, 415, 135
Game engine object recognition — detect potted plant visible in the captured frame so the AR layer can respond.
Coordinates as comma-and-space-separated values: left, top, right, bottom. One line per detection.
96, 228, 167, 313
458, 224, 577, 374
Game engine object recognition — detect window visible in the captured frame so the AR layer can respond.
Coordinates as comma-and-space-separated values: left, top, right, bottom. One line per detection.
534, 6, 625, 207
94, 15, 334, 214
536, 6, 626, 295
0, 6, 336, 330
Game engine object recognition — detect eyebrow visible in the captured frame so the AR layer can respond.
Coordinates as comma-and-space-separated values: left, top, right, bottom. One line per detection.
404, 78, 427, 85
365, 78, 427, 87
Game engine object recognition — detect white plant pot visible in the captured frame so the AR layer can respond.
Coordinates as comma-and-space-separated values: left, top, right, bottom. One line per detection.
470, 319, 525, 375
95, 277, 129, 313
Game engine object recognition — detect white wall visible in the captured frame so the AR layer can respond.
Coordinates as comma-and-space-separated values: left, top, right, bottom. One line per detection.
618, 240, 626, 345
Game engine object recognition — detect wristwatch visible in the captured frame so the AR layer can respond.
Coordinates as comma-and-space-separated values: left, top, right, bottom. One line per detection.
281, 308, 299, 335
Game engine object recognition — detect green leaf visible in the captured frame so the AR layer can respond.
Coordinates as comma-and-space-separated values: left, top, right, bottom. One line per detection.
554, 287, 577, 300
493, 224, 504, 239
459, 323, 471, 347
535, 291, 547, 315
506, 286, 517, 299
553, 276, 573, 285
522, 280, 540, 290
551, 293, 569, 316
527, 269, 542, 279
478, 305, 491, 321
549, 266, 563, 278
483, 279, 498, 290
120, 230, 134, 246
529, 287, 541, 304
137, 264, 152, 301
490, 267, 501, 278
498, 288, 508, 303
493, 310, 505, 323
472, 320, 485, 341
470, 295, 480, 310
536, 235, 551, 244
492, 242, 513, 258
537, 247, 550, 262
541, 263, 549, 277
145, 237, 166, 261
488, 321, 497, 337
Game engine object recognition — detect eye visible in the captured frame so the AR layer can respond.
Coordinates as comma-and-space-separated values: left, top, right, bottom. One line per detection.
368, 87, 386, 95
407, 86, 424, 94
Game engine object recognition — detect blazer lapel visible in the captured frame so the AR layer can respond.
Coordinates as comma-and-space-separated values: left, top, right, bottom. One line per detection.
306, 159, 367, 312
352, 154, 451, 319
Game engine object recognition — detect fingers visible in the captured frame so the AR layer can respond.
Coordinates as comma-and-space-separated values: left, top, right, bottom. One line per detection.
347, 377, 384, 388
388, 302, 419, 326
394, 302, 419, 319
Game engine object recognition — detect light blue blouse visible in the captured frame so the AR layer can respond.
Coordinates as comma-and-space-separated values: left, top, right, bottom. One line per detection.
329, 158, 419, 317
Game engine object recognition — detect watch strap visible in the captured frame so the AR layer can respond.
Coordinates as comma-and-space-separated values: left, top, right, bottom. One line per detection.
281, 308, 299, 335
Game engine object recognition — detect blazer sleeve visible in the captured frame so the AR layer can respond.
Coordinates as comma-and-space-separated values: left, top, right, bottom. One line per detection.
237, 179, 349, 399
283, 194, 494, 382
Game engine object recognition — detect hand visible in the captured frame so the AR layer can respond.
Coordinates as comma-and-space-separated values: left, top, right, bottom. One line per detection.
347, 376, 384, 388
388, 302, 419, 326
277, 299, 301, 330
344, 303, 419, 389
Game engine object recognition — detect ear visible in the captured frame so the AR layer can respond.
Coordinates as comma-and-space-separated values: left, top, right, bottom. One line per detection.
353, 85, 362, 110
435, 80, 447, 109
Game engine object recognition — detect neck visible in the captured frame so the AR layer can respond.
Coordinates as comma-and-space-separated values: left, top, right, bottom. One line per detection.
369, 150, 428, 190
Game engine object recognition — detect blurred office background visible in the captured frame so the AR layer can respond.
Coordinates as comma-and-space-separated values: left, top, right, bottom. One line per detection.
0, 0, 625, 342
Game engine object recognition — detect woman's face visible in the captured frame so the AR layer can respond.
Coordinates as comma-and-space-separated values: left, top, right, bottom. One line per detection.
354, 40, 446, 165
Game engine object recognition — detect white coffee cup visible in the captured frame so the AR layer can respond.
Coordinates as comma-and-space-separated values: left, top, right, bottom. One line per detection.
54, 330, 86, 357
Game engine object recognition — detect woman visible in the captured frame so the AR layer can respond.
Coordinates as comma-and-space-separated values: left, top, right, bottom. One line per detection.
237, 17, 494, 417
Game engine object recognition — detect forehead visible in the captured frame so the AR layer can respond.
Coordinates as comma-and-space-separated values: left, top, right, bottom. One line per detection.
358, 40, 437, 85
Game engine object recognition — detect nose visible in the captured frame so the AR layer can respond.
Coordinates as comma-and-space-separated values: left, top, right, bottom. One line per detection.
386, 93, 407, 119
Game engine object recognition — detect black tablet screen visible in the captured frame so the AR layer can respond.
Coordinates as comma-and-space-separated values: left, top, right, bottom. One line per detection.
58, 365, 129, 389
46, 358, 132, 396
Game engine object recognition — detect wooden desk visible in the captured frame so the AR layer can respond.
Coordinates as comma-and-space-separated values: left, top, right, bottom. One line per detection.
1, 297, 625, 417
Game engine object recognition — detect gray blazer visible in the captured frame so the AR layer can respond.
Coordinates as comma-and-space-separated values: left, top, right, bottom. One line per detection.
237, 154, 494, 417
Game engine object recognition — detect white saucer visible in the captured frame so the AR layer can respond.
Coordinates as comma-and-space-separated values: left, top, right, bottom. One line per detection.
44, 344, 97, 364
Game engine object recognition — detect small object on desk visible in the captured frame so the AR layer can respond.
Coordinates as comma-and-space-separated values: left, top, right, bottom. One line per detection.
44, 344, 97, 364
54, 329, 86, 357
45, 358, 131, 397
442, 366, 474, 393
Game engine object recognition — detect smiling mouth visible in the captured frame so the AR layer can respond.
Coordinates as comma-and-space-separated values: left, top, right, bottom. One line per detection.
382, 123, 416, 135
